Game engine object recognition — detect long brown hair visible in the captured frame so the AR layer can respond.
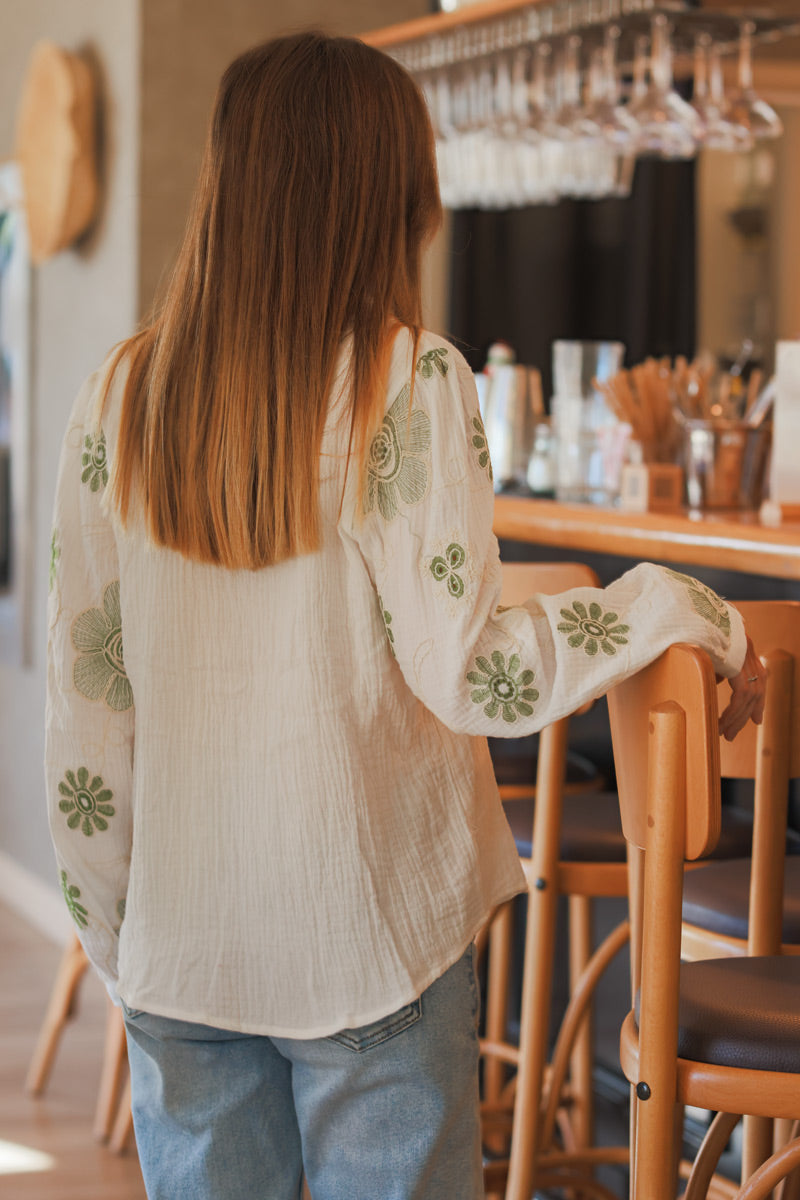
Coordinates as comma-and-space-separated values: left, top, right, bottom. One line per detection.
104, 32, 441, 568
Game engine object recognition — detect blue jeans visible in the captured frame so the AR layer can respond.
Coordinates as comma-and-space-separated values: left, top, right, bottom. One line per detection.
122, 946, 484, 1200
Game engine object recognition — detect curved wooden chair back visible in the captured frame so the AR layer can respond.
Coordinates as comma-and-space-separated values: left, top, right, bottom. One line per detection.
610, 642, 721, 862
482, 559, 629, 1200
716, 600, 800, 783
499, 560, 601, 606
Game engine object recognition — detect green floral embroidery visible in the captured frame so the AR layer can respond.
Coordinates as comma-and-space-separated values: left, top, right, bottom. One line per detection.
60, 870, 88, 927
81, 430, 108, 492
467, 651, 539, 723
665, 569, 731, 636
471, 413, 493, 481
364, 383, 431, 521
430, 543, 466, 599
416, 347, 449, 379
114, 897, 126, 934
49, 529, 60, 593
71, 580, 133, 711
58, 767, 115, 836
558, 601, 630, 657
378, 595, 396, 657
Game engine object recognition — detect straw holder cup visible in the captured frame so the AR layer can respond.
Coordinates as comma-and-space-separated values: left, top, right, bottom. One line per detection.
683, 419, 772, 510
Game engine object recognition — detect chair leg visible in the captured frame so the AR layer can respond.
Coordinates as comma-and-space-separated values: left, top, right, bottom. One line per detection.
25, 933, 89, 1094
684, 1111, 741, 1200
742, 1116, 775, 1188
108, 1073, 134, 1154
94, 1000, 128, 1141
483, 902, 514, 1108
568, 893, 595, 1154
736, 1138, 800, 1200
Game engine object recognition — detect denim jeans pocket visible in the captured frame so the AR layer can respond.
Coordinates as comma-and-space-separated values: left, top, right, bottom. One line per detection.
327, 997, 422, 1052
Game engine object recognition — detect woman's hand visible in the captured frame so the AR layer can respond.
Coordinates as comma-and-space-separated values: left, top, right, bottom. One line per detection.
718, 635, 767, 742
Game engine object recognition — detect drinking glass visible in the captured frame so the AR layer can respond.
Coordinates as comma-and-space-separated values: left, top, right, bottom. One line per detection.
691, 35, 752, 152
552, 340, 627, 504
628, 15, 703, 159
726, 21, 784, 142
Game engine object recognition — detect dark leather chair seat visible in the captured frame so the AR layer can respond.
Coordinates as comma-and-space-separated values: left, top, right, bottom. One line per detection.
634, 957, 800, 1074
683, 855, 800, 943
503, 792, 625, 863
503, 795, 782, 866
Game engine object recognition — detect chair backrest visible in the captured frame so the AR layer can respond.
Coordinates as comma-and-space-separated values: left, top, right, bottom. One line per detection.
609, 598, 800, 967
716, 600, 800, 783
500, 560, 601, 606
719, 600, 800, 957
608, 642, 721, 862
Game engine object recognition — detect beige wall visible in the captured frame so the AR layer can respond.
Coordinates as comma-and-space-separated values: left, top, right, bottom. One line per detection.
139, 0, 430, 311
0, 0, 140, 894
697, 74, 800, 369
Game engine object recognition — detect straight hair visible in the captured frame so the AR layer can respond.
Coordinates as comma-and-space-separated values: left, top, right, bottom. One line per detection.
103, 32, 442, 568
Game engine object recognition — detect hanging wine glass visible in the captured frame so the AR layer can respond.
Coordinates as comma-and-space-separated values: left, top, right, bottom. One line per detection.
726, 20, 784, 142
628, 15, 703, 160
584, 27, 639, 152
549, 35, 596, 197
691, 35, 753, 153
629, 34, 649, 108
574, 25, 638, 196
520, 41, 561, 204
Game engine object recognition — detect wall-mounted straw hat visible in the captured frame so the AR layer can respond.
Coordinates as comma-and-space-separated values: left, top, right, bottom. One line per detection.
14, 40, 98, 264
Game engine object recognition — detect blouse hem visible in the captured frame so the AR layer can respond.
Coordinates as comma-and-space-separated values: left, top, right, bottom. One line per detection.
116, 878, 526, 1040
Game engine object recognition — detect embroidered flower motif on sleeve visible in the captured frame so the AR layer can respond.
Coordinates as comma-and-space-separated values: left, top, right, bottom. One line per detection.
430, 543, 466, 599
558, 601, 630, 657
81, 430, 109, 492
71, 580, 133, 711
470, 413, 493, 481
416, 347, 449, 378
49, 529, 60, 593
364, 383, 432, 521
58, 767, 115, 836
378, 595, 396, 657
664, 569, 731, 637
467, 650, 539, 723
60, 869, 89, 927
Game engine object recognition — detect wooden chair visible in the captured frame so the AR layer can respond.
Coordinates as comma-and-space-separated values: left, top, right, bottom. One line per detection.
480, 563, 763, 1200
606, 606, 800, 1200
481, 561, 632, 1200
678, 600, 800, 1187
26, 931, 132, 1150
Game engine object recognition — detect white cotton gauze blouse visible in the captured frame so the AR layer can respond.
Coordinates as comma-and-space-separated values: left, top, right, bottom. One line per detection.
45, 327, 746, 1037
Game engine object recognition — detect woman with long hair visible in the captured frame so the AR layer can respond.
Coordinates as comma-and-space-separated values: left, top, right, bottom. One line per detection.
46, 31, 764, 1200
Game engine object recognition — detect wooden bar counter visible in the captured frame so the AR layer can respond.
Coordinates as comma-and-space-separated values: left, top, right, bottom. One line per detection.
493, 496, 800, 582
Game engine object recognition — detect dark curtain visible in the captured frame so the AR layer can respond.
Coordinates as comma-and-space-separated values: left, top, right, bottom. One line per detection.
447, 157, 697, 402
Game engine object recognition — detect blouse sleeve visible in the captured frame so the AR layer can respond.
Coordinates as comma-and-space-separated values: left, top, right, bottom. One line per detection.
45, 368, 134, 999
349, 337, 747, 737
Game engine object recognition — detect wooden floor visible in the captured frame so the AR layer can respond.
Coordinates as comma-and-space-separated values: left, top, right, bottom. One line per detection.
0, 902, 146, 1199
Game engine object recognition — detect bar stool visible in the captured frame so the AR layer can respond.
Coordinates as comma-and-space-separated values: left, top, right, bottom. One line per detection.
480, 566, 780, 1200
678, 599, 800, 1187
607, 602, 800, 1200
26, 932, 132, 1149
481, 562, 631, 1200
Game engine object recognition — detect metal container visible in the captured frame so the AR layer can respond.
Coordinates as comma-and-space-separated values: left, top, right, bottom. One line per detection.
683, 419, 772, 510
